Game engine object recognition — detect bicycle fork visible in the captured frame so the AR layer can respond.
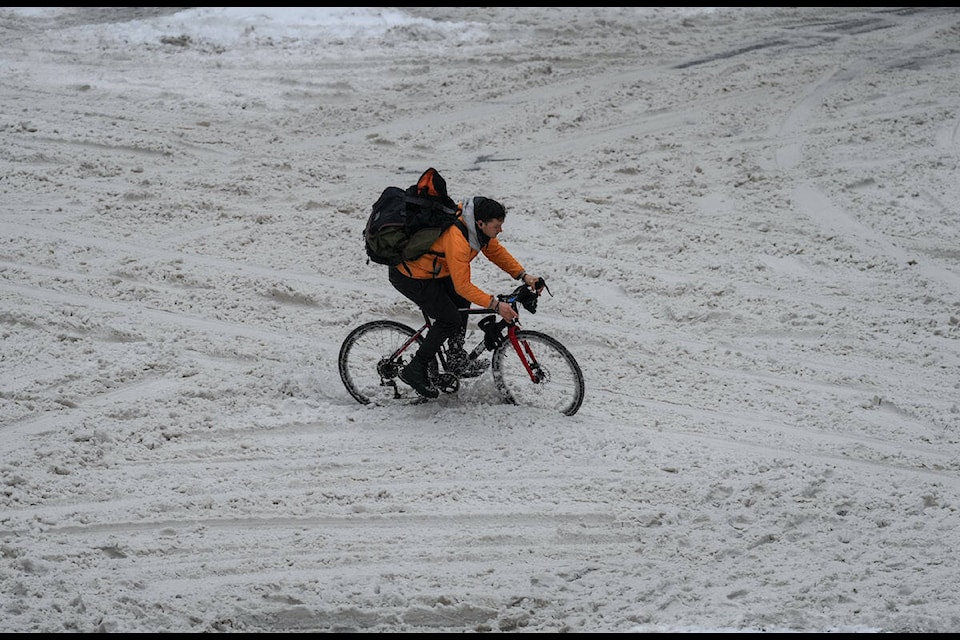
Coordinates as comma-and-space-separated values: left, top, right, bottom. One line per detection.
474, 322, 545, 385
507, 327, 546, 383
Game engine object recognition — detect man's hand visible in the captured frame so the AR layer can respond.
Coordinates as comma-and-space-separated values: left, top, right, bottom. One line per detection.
522, 273, 541, 290
496, 300, 519, 323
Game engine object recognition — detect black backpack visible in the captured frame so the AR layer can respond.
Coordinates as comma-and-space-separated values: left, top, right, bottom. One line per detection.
364, 168, 467, 269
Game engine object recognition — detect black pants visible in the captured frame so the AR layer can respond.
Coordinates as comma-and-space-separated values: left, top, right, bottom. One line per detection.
389, 267, 469, 365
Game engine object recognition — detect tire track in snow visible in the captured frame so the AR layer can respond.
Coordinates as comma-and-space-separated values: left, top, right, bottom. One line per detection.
794, 183, 960, 292
1, 221, 381, 298
588, 385, 960, 480
2, 374, 179, 439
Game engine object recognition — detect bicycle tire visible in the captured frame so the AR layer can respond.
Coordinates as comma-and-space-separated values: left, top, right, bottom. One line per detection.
492, 329, 584, 416
339, 320, 422, 405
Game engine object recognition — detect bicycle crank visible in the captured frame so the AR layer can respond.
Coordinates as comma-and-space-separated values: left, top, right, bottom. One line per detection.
435, 372, 460, 394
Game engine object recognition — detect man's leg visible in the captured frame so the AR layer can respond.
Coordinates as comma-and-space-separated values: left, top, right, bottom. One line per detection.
389, 270, 461, 396
438, 279, 489, 378
439, 277, 470, 352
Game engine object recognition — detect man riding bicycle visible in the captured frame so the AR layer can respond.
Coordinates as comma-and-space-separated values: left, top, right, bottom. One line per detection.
390, 193, 542, 399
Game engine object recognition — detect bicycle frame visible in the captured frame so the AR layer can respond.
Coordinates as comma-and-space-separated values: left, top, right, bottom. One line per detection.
388, 306, 540, 383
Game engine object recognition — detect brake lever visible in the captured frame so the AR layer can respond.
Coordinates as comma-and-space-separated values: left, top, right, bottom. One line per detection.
535, 277, 551, 296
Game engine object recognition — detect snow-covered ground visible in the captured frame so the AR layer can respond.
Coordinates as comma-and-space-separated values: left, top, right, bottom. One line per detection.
2, 6, 959, 633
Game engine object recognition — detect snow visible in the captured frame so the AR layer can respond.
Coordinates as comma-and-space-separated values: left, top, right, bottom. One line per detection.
2, 6, 959, 633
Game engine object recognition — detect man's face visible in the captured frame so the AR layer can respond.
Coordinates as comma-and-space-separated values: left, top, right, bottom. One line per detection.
478, 217, 504, 238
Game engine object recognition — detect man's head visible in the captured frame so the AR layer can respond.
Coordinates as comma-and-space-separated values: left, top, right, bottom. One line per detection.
474, 196, 506, 239
474, 196, 506, 222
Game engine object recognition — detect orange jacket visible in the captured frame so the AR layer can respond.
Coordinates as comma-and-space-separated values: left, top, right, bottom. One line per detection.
399, 215, 525, 309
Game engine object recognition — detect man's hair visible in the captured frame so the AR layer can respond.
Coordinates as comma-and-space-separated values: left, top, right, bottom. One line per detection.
474, 196, 506, 222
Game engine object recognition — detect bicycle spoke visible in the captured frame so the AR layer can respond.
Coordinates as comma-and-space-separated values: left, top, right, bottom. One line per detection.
338, 321, 421, 404
492, 330, 584, 416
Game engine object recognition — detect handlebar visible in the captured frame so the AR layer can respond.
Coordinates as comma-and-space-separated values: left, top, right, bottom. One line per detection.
474, 279, 550, 349
497, 278, 550, 315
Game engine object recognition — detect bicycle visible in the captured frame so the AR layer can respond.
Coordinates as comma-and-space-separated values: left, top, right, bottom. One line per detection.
338, 281, 584, 416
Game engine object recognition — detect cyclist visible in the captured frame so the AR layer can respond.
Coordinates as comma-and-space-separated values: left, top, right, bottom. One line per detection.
390, 195, 542, 398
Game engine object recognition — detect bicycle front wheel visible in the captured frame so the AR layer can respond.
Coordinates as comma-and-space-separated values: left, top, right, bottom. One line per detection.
492, 329, 584, 416
339, 320, 421, 405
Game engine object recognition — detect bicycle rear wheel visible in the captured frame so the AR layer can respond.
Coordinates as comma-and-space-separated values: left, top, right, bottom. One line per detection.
492, 329, 584, 416
339, 320, 421, 405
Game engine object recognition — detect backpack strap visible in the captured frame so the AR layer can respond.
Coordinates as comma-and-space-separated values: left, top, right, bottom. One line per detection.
404, 193, 458, 216
398, 218, 471, 278
428, 219, 470, 256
